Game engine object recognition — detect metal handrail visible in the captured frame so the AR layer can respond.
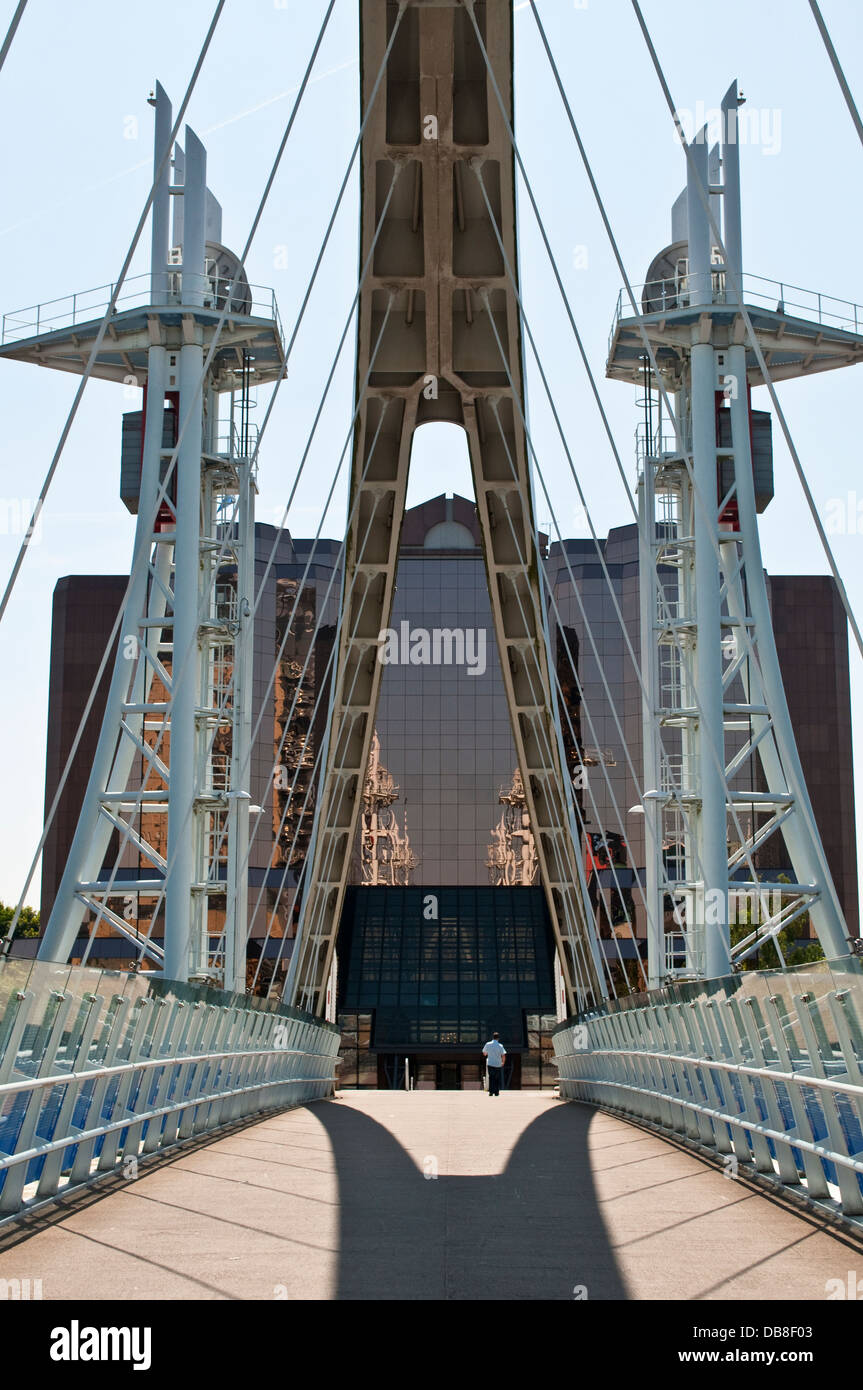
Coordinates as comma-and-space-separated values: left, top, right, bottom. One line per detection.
0, 1044, 337, 1100
556, 1070, 863, 1176
0, 1068, 336, 1176
1, 272, 284, 346
563, 1043, 863, 1102
554, 963, 863, 1224
0, 961, 339, 1220
610, 269, 863, 351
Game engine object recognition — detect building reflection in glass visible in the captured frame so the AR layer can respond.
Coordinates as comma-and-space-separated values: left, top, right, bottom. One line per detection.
486, 767, 537, 886
356, 731, 418, 886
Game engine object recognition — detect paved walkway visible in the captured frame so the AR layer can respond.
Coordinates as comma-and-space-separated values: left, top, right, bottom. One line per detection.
0, 1093, 860, 1300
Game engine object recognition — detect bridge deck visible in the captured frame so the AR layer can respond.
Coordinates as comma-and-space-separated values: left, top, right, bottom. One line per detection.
0, 1094, 858, 1301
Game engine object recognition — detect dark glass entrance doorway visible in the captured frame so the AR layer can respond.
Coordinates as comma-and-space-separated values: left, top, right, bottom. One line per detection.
376, 1055, 521, 1090
416, 1060, 484, 1089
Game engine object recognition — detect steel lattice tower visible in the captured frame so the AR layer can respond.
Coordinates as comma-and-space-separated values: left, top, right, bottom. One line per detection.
608, 84, 862, 986
1, 86, 285, 990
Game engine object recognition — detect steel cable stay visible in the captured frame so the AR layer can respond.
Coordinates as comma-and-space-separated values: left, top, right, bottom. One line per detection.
627, 0, 863, 664
203, 295, 399, 982
809, 0, 863, 153
0, 0, 27, 77
445, 288, 653, 993
6, 15, 404, 950
237, 393, 401, 992
474, 0, 853, 970
470, 160, 782, 975
476, 305, 695, 991
248, 420, 406, 999
107, 167, 405, 974
0, 0, 228, 628
5, 0, 338, 942
474, 404, 641, 999
73, 178, 401, 971
467, 11, 786, 979
244, 416, 392, 994
467, 164, 741, 950
473, 300, 720, 994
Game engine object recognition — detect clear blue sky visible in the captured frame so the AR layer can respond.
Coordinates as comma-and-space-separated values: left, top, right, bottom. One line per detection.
0, 0, 861, 912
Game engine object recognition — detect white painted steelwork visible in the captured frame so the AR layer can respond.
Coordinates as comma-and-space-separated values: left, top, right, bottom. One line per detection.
554, 957, 863, 1226
611, 84, 860, 985
287, 0, 604, 1018
6, 86, 282, 987
0, 957, 338, 1222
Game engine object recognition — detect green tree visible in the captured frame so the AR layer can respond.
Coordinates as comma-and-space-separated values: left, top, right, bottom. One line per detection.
0, 900, 40, 940
729, 875, 824, 971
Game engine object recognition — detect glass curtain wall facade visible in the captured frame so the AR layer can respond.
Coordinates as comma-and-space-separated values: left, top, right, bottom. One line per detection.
337, 885, 558, 1089
37, 495, 857, 1086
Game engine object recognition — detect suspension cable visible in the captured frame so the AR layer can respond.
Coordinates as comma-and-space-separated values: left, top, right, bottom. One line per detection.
480, 397, 639, 998
511, 3, 844, 934
467, 7, 770, 967
628, 0, 863, 663
211, 298, 398, 979
8, 0, 357, 940
468, 164, 716, 910
808, 0, 863, 151
0, 0, 227, 628
79, 163, 402, 967
0, 0, 27, 76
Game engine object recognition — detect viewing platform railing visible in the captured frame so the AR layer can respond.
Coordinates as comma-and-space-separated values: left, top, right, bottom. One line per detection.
1, 271, 284, 347
609, 270, 863, 357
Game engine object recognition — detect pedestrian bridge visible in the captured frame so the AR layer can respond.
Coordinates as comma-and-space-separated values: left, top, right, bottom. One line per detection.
0, 1092, 858, 1301
1, 954, 863, 1303
1, 0, 862, 1315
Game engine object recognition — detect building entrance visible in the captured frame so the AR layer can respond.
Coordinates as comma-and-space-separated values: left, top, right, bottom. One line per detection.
375, 1054, 521, 1090
418, 1061, 484, 1091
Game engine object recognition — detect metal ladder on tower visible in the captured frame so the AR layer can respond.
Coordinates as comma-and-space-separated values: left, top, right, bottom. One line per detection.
611, 82, 861, 986
0, 85, 284, 989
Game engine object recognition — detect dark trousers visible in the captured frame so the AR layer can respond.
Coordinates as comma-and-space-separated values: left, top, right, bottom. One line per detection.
488, 1064, 502, 1096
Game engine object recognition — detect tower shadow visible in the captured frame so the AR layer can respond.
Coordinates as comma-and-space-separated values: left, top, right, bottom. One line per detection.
313, 1100, 628, 1301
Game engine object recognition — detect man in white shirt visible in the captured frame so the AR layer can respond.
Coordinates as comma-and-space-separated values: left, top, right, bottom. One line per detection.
482, 1032, 507, 1096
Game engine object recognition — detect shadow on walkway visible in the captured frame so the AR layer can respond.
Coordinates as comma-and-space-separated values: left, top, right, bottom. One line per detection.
314, 1100, 628, 1300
